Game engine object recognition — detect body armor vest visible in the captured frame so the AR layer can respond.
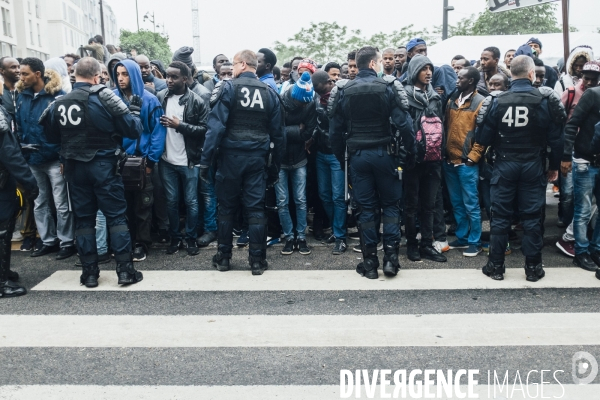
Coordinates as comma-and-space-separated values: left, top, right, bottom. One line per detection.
494, 89, 545, 159
342, 78, 391, 151
54, 87, 116, 161
226, 77, 270, 143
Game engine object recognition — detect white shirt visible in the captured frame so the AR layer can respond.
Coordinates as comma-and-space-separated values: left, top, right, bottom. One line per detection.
161, 94, 187, 166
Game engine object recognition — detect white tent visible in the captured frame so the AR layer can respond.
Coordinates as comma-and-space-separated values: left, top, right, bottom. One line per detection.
427, 32, 600, 67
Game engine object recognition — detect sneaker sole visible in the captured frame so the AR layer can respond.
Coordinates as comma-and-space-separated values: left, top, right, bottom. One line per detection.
133, 256, 146, 262
280, 250, 294, 255
573, 260, 598, 272
298, 250, 311, 255
449, 245, 469, 249
555, 242, 575, 258
463, 251, 482, 257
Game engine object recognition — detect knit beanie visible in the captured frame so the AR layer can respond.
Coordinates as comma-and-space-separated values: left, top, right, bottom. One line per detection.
291, 71, 314, 103
173, 46, 195, 71
298, 58, 317, 74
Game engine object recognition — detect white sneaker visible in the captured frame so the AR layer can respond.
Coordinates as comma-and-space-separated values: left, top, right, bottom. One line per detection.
11, 231, 24, 242
433, 240, 450, 253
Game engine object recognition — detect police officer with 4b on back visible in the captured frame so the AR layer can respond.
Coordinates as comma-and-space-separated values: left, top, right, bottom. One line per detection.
329, 46, 416, 280
40, 57, 145, 288
199, 50, 284, 276
476, 55, 566, 282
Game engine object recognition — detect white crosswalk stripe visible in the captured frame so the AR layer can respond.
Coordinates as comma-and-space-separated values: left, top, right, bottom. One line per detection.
31, 268, 600, 291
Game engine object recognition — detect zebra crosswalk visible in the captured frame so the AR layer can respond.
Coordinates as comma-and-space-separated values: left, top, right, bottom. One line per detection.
1, 243, 599, 399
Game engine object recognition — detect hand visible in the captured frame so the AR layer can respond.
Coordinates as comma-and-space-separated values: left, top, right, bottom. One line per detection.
60, 163, 64, 175
145, 166, 152, 175
129, 95, 143, 116
434, 87, 444, 96
304, 137, 314, 154
144, 82, 155, 90
547, 169, 558, 183
199, 165, 210, 184
160, 115, 180, 129
560, 161, 572, 177
267, 165, 279, 187
26, 186, 39, 202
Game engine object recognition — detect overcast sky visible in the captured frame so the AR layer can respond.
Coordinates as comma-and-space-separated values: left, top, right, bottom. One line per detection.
106, 0, 597, 66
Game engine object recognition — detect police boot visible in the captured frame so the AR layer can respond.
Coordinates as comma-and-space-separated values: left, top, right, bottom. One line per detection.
524, 260, 545, 282
0, 219, 19, 281
0, 219, 26, 298
356, 246, 379, 279
482, 260, 505, 281
212, 251, 231, 272
382, 244, 401, 277
249, 255, 268, 276
79, 254, 100, 288
115, 253, 143, 285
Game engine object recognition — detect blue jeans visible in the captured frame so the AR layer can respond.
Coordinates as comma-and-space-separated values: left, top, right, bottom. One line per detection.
159, 160, 199, 240
316, 152, 346, 239
275, 165, 307, 240
572, 161, 600, 255
199, 165, 217, 233
96, 210, 108, 255
443, 162, 482, 246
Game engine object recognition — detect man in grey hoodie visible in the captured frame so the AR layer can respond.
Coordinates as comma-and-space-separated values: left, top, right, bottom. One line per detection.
403, 54, 447, 264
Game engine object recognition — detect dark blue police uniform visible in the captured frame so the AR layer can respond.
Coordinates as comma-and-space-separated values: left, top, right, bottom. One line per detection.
329, 69, 416, 279
0, 106, 38, 297
477, 78, 565, 281
42, 82, 144, 287
200, 71, 284, 275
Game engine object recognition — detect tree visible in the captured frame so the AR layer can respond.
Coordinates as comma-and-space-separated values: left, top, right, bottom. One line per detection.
273, 22, 435, 64
470, 2, 561, 35
442, 3, 562, 38
119, 29, 172, 65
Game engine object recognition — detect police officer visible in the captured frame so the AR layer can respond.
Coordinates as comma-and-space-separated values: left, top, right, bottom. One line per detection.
0, 104, 38, 297
329, 46, 416, 279
476, 55, 566, 281
199, 50, 284, 275
41, 57, 145, 288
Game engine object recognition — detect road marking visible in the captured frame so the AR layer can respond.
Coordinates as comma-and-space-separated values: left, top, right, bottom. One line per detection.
0, 385, 595, 400
1, 313, 599, 348
31, 268, 600, 291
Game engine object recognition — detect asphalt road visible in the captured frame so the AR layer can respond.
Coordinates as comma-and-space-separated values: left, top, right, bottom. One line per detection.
0, 191, 599, 399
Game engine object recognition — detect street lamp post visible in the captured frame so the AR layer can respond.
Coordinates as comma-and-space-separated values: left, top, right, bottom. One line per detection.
442, 0, 455, 41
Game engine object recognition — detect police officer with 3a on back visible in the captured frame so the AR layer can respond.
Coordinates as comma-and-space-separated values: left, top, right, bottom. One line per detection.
476, 55, 566, 282
329, 46, 416, 279
40, 57, 145, 288
199, 50, 284, 275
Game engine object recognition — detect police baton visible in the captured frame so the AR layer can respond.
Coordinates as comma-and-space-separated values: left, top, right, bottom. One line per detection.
344, 146, 349, 205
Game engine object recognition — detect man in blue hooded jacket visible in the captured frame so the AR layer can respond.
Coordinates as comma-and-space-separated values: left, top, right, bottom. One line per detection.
113, 59, 166, 262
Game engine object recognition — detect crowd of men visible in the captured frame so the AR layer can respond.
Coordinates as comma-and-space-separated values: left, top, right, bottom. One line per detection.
1, 33, 600, 297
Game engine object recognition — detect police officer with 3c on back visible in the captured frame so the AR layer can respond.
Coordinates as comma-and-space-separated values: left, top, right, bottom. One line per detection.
40, 57, 145, 288
476, 55, 566, 282
199, 50, 284, 275
329, 45, 416, 280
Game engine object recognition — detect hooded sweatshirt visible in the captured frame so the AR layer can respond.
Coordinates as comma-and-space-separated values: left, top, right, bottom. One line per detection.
555, 46, 594, 95
113, 59, 166, 169
107, 52, 127, 88
403, 54, 443, 123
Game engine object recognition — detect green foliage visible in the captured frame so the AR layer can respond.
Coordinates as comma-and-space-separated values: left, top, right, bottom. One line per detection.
443, 3, 562, 38
273, 22, 435, 65
119, 29, 172, 65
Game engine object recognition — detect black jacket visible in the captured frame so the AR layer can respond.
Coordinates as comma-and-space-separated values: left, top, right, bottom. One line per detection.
157, 87, 209, 166
564, 86, 600, 162
281, 89, 317, 168
1, 84, 17, 125
0, 106, 37, 193
315, 98, 333, 154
